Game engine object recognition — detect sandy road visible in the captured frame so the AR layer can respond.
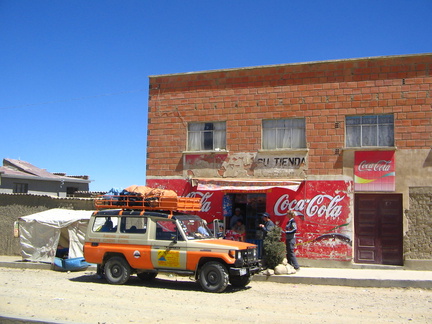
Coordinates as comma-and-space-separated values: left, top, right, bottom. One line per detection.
0, 267, 431, 324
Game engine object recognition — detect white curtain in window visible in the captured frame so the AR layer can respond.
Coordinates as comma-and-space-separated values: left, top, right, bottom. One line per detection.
188, 123, 204, 151
346, 126, 361, 147
188, 122, 226, 151
291, 119, 305, 148
362, 125, 377, 146
263, 120, 277, 149
280, 120, 291, 148
379, 124, 394, 146
263, 119, 305, 149
346, 115, 394, 147
213, 122, 226, 150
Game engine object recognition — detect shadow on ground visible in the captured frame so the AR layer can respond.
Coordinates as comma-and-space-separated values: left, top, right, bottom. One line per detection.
69, 272, 252, 294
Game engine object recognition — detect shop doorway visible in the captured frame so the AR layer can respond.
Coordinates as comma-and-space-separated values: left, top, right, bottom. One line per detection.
224, 193, 266, 240
354, 193, 403, 265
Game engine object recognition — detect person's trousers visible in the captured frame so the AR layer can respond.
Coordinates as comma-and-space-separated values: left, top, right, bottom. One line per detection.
285, 237, 300, 269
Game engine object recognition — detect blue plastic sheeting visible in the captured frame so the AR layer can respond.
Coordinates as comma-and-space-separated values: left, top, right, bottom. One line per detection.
54, 257, 90, 271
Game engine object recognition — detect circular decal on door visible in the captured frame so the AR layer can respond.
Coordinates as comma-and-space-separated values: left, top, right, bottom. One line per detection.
133, 250, 141, 258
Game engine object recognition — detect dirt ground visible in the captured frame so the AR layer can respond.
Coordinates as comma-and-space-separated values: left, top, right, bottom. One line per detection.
0, 267, 431, 324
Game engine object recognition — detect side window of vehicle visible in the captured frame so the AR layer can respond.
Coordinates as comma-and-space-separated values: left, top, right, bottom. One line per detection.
120, 217, 147, 234
156, 220, 183, 241
92, 216, 118, 233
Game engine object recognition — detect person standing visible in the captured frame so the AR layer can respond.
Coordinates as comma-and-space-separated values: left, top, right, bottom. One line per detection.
285, 210, 300, 270
259, 212, 275, 238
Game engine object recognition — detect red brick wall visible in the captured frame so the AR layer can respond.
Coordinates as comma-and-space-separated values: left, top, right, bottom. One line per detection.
147, 54, 432, 177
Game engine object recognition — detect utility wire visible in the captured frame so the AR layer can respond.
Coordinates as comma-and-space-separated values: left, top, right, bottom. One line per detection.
0, 88, 147, 110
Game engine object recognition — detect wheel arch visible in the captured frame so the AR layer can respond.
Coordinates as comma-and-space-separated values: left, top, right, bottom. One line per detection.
102, 252, 130, 267
195, 257, 229, 279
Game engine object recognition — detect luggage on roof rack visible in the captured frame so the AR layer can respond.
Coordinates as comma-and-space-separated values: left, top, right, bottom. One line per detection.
94, 195, 201, 212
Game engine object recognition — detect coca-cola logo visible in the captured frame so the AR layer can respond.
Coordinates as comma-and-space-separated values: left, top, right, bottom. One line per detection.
358, 160, 391, 172
186, 191, 213, 212
274, 194, 345, 219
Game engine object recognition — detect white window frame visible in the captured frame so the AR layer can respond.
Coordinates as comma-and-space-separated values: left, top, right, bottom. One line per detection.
187, 121, 226, 151
262, 118, 306, 150
345, 114, 394, 148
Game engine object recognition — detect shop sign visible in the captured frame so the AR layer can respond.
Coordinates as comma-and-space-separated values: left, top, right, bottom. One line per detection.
255, 154, 306, 169
354, 151, 395, 191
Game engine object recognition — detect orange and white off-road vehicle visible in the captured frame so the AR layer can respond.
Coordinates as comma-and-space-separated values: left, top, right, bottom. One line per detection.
84, 194, 261, 293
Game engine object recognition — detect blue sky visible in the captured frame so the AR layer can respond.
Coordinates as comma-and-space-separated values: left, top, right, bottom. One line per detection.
1, 1, 431, 192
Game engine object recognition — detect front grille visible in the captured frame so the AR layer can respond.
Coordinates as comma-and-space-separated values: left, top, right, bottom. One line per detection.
237, 247, 258, 264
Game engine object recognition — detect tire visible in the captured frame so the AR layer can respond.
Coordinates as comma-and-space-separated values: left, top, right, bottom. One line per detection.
229, 275, 251, 287
104, 256, 131, 285
137, 272, 157, 281
96, 264, 105, 278
198, 261, 229, 293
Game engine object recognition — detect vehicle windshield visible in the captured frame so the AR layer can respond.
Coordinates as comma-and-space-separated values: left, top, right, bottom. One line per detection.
178, 217, 213, 240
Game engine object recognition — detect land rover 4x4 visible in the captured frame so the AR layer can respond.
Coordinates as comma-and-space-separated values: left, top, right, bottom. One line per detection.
84, 195, 261, 293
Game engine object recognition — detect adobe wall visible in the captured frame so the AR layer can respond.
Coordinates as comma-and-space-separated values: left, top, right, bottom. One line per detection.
404, 187, 432, 260
0, 193, 94, 210
0, 194, 94, 256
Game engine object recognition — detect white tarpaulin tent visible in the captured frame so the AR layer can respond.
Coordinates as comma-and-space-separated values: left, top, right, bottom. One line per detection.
18, 209, 93, 263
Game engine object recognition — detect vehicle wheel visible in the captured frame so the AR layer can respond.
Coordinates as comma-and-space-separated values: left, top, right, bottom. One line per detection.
229, 275, 251, 287
96, 264, 105, 278
104, 256, 131, 285
137, 272, 157, 281
199, 261, 229, 293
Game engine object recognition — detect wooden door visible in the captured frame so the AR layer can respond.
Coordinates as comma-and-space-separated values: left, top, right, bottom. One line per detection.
354, 194, 403, 265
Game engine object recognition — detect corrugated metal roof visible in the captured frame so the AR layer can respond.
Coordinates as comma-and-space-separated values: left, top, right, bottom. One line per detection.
1, 158, 90, 183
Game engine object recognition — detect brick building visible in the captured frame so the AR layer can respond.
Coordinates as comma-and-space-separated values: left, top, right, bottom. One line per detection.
146, 54, 432, 269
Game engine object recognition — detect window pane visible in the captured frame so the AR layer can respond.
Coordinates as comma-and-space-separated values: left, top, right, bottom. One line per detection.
263, 128, 276, 149
203, 131, 213, 150
188, 122, 226, 151
204, 123, 214, 131
292, 127, 306, 148
378, 115, 393, 124
213, 122, 226, 150
379, 124, 394, 146
346, 116, 361, 126
346, 125, 361, 147
362, 115, 377, 125
262, 118, 306, 149
362, 125, 377, 146
345, 114, 394, 147
13, 183, 28, 193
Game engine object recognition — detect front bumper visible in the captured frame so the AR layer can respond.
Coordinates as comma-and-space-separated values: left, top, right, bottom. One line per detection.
230, 262, 261, 276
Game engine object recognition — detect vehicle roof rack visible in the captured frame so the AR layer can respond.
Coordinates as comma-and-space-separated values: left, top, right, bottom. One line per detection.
94, 195, 202, 212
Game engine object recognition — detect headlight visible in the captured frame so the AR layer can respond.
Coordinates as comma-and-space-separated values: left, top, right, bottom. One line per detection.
234, 257, 244, 268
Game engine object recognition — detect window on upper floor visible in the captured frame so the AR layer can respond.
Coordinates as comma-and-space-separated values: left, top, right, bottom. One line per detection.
262, 118, 306, 150
345, 114, 394, 147
187, 122, 226, 151
13, 183, 28, 193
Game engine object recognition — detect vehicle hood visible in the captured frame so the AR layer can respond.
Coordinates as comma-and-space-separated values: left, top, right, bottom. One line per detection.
191, 239, 256, 249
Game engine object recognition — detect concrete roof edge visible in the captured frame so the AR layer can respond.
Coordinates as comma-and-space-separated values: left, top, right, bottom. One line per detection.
148, 53, 432, 79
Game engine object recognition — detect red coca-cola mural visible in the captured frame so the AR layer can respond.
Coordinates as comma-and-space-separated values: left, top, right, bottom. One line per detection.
146, 178, 353, 261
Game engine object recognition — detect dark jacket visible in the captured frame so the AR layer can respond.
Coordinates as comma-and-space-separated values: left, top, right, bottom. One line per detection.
262, 219, 275, 236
